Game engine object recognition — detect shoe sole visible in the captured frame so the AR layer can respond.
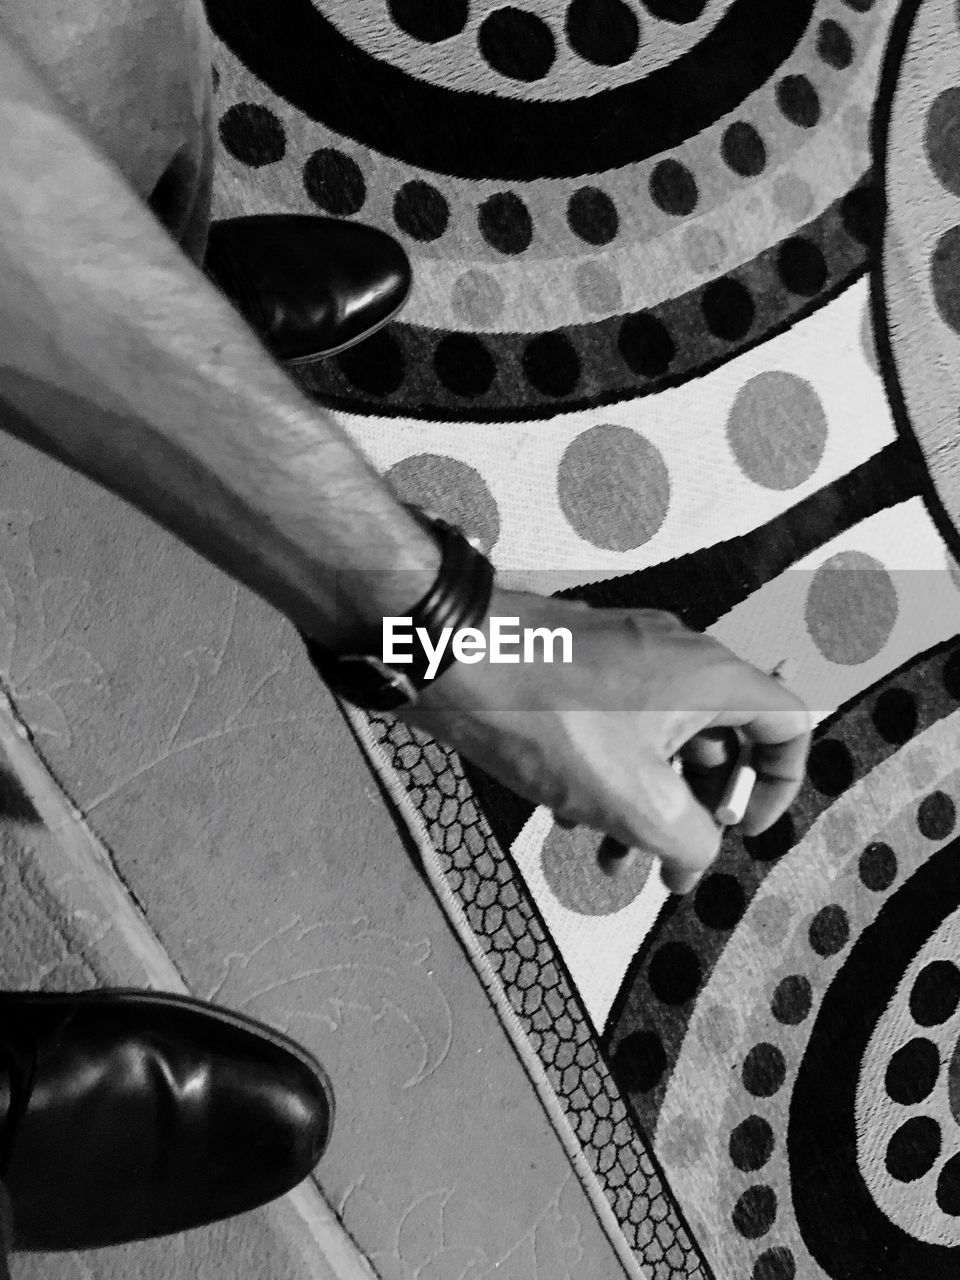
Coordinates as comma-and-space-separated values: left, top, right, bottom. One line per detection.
281, 295, 408, 368
0, 988, 335, 1146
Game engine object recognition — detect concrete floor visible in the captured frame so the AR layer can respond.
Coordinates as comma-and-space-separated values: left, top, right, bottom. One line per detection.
0, 424, 626, 1278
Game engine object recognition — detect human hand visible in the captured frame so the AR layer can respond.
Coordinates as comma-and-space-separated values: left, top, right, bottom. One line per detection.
399, 587, 812, 894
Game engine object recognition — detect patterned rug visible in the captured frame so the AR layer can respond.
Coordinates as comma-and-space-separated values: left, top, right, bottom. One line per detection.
205, 1, 960, 1275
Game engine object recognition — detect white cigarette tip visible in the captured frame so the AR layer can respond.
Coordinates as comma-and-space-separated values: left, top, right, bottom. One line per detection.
716, 763, 757, 827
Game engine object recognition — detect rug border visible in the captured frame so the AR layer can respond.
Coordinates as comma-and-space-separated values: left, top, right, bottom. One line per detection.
342, 702, 649, 1280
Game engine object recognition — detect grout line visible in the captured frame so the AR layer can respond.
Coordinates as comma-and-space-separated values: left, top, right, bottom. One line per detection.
0, 685, 378, 1280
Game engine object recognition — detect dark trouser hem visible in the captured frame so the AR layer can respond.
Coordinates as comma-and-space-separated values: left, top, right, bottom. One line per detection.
0, 1179, 14, 1279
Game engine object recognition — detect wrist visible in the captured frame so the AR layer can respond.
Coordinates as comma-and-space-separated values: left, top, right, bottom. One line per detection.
302, 506, 495, 711
329, 521, 442, 651
299, 501, 442, 652
405, 587, 549, 711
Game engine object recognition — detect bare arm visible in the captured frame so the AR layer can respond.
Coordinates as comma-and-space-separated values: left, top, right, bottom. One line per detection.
0, 23, 811, 890
0, 23, 439, 649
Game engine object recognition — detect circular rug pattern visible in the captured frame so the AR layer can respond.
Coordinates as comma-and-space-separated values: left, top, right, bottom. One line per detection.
607, 639, 960, 1277
319, 0, 733, 96
204, 1, 960, 1276
206, 0, 895, 419
875, 0, 960, 546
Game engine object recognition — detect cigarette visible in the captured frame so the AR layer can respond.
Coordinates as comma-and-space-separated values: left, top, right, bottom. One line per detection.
711, 659, 792, 828
715, 744, 756, 826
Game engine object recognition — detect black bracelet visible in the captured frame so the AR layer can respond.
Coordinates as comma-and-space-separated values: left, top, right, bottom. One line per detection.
301, 505, 495, 711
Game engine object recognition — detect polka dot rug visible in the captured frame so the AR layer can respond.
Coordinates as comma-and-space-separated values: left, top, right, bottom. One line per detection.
206, 0, 960, 1275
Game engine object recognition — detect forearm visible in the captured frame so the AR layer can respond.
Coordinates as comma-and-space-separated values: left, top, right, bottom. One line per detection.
0, 27, 438, 646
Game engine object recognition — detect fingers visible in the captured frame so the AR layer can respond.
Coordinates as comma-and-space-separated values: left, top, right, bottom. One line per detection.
617, 756, 723, 894
661, 861, 705, 896
582, 736, 737, 890
735, 708, 811, 835
596, 836, 637, 876
705, 664, 812, 836
678, 731, 743, 819
677, 725, 739, 777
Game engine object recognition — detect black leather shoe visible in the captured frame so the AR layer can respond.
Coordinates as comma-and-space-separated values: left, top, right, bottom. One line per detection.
0, 989, 333, 1251
204, 214, 412, 365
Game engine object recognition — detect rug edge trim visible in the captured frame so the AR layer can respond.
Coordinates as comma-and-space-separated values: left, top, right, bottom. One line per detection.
342, 703, 650, 1280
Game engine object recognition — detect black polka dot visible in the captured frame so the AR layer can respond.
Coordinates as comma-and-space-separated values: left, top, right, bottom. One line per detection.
859, 841, 898, 891
522, 334, 581, 397
566, 0, 640, 64
771, 975, 812, 1025
732, 1185, 777, 1238
841, 184, 881, 248
841, 0, 873, 12
567, 188, 619, 245
722, 122, 766, 177
927, 90, 960, 200
702, 278, 755, 341
776, 75, 821, 127
808, 904, 849, 957
211, 65, 221, 93
817, 19, 854, 69
742, 1043, 786, 1097
944, 649, 960, 699
650, 159, 699, 216
729, 1116, 775, 1171
642, 0, 707, 22
806, 737, 854, 795
618, 313, 676, 377
388, 0, 469, 41
885, 1116, 941, 1182
393, 181, 449, 241
752, 1248, 796, 1280
910, 960, 960, 1026
649, 941, 702, 1005
218, 104, 286, 167
336, 329, 405, 395
777, 237, 828, 297
937, 1154, 960, 1215
303, 149, 366, 215
933, 229, 960, 333
885, 1037, 939, 1104
871, 687, 918, 744
611, 1028, 667, 1092
695, 873, 746, 930
478, 193, 534, 254
744, 813, 795, 862
434, 334, 497, 398
478, 8, 556, 81
917, 790, 956, 840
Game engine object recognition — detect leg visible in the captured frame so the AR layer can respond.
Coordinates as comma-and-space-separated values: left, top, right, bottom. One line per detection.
0, 0, 407, 363
0, 0, 215, 264
0, 1179, 13, 1280
145, 95, 216, 267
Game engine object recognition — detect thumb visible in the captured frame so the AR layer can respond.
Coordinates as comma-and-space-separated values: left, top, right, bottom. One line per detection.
617, 756, 723, 895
